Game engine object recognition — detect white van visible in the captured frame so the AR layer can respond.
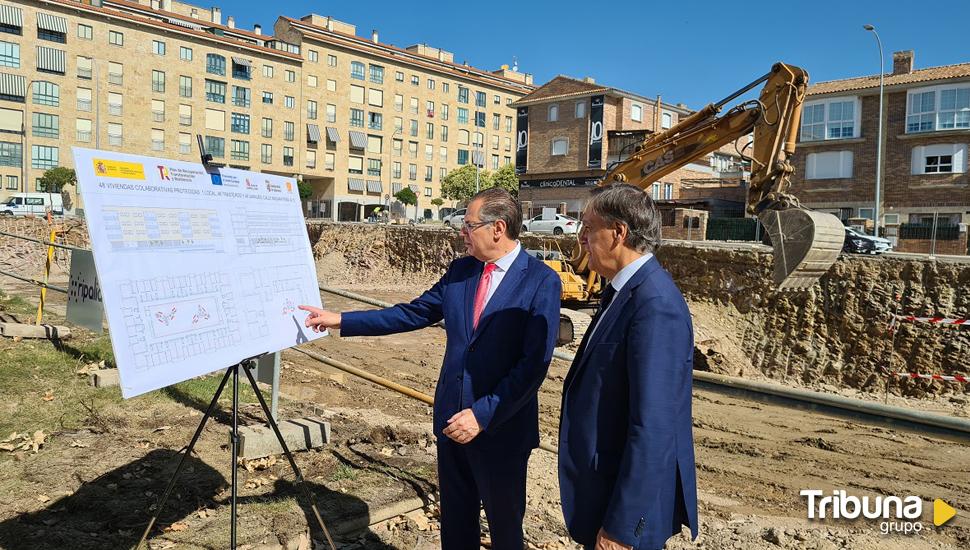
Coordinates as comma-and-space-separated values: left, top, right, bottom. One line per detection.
0, 193, 64, 216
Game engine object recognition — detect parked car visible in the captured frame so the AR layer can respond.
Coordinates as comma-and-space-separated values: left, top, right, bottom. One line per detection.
522, 214, 580, 235
843, 227, 892, 254
442, 208, 467, 230
1, 193, 64, 216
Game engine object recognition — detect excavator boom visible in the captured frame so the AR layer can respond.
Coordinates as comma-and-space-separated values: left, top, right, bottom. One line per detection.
594, 63, 844, 290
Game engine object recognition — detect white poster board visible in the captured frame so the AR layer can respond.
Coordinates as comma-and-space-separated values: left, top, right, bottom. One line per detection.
73, 148, 325, 398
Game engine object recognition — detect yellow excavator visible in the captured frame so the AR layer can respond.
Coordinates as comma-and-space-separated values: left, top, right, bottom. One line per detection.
551, 62, 845, 303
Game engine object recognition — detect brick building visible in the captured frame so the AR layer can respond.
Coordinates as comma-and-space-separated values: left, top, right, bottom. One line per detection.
512, 75, 749, 219
792, 50, 970, 239
0, 0, 534, 222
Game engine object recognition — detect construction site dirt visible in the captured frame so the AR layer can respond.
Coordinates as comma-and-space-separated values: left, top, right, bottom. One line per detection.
0, 218, 967, 549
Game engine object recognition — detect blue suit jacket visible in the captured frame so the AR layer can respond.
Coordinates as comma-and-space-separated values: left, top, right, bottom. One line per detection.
341, 250, 562, 454
558, 256, 698, 548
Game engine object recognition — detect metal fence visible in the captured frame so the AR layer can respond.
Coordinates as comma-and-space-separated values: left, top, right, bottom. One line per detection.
706, 217, 763, 242
899, 223, 960, 240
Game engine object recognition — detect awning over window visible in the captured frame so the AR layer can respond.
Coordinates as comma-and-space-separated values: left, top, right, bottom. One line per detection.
231, 56, 251, 68
347, 178, 366, 192
306, 124, 321, 143
408, 184, 419, 193
36, 46, 65, 74
0, 72, 26, 98
325, 127, 339, 142
366, 180, 383, 193
36, 12, 67, 33
0, 4, 23, 27
392, 183, 403, 194
348, 130, 367, 149
165, 17, 204, 30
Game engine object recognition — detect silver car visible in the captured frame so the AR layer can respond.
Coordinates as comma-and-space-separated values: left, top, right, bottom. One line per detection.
442, 208, 467, 230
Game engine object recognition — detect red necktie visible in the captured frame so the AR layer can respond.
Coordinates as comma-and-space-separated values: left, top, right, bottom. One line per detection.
472, 262, 498, 329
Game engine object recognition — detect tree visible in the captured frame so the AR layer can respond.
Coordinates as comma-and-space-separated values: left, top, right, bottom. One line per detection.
440, 165, 493, 203
394, 187, 418, 221
491, 164, 520, 197
39, 167, 77, 211
431, 197, 444, 221
297, 180, 313, 201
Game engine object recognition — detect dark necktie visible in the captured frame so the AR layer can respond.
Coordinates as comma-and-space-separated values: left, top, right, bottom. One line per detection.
575, 284, 617, 358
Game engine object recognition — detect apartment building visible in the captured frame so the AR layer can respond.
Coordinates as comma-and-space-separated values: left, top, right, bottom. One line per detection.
512, 75, 749, 218
792, 50, 970, 233
272, 15, 532, 221
0, 0, 304, 209
0, 0, 534, 222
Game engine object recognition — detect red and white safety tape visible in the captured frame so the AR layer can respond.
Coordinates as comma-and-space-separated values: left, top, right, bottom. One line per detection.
892, 372, 969, 383
895, 315, 970, 326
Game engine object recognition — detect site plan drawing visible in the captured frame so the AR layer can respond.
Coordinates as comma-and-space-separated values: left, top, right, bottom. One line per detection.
74, 148, 325, 398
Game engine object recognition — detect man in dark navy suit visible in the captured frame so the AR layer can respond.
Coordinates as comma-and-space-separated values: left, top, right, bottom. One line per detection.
558, 184, 698, 550
301, 188, 561, 550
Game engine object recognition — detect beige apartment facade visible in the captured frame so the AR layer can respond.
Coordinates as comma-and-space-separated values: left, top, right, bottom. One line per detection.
273, 15, 532, 221
0, 0, 304, 210
0, 0, 534, 222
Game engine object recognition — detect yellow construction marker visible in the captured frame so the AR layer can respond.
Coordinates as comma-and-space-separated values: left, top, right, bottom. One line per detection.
934, 499, 956, 526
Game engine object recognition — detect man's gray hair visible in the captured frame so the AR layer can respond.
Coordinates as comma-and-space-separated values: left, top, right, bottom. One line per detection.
473, 187, 522, 240
587, 184, 662, 253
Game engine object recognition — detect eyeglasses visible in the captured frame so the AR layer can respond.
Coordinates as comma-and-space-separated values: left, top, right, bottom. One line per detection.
462, 219, 494, 231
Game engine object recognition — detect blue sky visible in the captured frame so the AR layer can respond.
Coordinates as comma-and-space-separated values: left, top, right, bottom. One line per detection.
229, 0, 967, 109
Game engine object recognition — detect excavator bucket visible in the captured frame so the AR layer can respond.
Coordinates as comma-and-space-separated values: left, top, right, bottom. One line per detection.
758, 209, 845, 290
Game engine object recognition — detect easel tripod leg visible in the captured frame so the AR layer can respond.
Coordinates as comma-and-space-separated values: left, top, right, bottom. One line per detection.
241, 361, 337, 550
135, 364, 235, 549
231, 363, 240, 549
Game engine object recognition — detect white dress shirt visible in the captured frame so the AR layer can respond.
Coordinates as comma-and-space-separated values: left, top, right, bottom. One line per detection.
482, 242, 521, 307
586, 252, 653, 341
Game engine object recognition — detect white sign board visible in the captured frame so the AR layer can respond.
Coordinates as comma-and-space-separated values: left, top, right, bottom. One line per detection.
66, 249, 104, 333
541, 207, 557, 221
73, 148, 325, 398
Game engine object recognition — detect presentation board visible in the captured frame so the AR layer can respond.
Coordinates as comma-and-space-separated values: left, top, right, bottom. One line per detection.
73, 148, 325, 398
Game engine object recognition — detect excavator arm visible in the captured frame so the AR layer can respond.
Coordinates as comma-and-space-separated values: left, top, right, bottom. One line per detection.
590, 62, 845, 290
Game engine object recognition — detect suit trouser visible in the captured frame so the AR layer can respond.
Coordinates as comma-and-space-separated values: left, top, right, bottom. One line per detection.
437, 438, 531, 550
585, 542, 660, 550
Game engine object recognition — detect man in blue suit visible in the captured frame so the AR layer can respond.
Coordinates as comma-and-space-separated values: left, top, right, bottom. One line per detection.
300, 188, 562, 550
558, 184, 697, 550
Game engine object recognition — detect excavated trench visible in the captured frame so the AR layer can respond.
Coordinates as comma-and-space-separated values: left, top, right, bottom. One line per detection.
2, 218, 966, 398
307, 222, 970, 399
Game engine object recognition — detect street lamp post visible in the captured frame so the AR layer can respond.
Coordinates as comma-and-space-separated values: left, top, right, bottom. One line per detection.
864, 24, 885, 237
473, 141, 481, 193
20, 78, 34, 193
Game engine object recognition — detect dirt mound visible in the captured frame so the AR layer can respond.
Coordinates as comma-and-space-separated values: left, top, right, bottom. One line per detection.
0, 217, 88, 279
308, 223, 968, 399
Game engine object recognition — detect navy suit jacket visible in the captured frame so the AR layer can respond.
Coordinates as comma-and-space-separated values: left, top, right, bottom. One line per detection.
558, 256, 698, 548
341, 250, 562, 454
